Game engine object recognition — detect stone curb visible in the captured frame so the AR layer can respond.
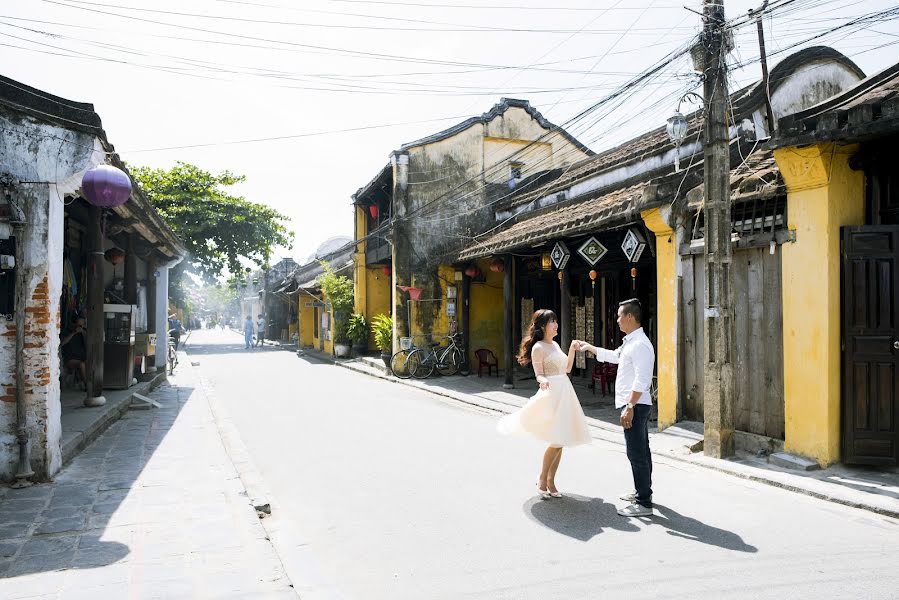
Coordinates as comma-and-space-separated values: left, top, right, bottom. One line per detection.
315, 354, 899, 520
188, 358, 301, 598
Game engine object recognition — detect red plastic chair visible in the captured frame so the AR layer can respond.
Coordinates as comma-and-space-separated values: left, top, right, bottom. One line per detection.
590, 362, 617, 395
474, 348, 498, 378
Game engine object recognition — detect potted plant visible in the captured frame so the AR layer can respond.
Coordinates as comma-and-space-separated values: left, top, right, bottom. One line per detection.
317, 262, 355, 358
346, 313, 369, 357
371, 313, 393, 369
333, 320, 351, 358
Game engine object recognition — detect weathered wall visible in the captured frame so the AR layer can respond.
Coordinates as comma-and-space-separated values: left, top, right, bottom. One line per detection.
468, 258, 505, 370
395, 105, 591, 342
770, 61, 862, 122
0, 112, 100, 480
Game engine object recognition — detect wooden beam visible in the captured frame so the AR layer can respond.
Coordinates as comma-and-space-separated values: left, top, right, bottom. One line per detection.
503, 254, 514, 388
125, 233, 137, 305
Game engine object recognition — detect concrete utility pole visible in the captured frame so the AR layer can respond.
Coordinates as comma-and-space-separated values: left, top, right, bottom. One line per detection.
702, 0, 735, 458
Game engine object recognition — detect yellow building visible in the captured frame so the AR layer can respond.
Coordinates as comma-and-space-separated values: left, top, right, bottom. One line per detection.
770, 61, 899, 466
459, 47, 879, 467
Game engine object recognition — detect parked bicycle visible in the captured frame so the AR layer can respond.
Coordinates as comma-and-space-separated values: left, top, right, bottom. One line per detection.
406, 333, 465, 379
390, 343, 416, 380
167, 329, 179, 375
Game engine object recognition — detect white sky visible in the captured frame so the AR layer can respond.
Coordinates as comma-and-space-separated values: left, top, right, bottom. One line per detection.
2, 0, 897, 267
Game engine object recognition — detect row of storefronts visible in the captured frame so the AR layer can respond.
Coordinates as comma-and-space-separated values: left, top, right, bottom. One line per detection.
0, 74, 186, 481
274, 47, 898, 468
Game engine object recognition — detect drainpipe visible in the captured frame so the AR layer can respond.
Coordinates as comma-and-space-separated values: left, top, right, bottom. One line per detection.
9, 191, 33, 487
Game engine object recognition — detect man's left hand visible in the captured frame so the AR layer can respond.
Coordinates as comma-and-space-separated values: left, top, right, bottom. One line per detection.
620, 406, 634, 429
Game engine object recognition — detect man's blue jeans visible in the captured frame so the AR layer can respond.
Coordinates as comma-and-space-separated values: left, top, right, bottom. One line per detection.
623, 404, 653, 507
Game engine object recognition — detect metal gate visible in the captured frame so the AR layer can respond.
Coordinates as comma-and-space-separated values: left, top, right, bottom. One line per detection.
680, 246, 785, 438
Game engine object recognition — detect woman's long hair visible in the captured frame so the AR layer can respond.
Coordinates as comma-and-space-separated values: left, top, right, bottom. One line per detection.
517, 309, 557, 366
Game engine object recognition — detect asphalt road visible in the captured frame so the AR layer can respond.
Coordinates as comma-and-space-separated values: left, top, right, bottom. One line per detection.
186, 328, 899, 600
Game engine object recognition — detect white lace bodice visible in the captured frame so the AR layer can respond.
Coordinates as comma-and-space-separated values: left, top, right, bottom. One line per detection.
534, 342, 567, 376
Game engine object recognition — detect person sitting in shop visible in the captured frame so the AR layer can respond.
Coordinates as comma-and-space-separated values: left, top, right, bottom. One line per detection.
60, 314, 88, 390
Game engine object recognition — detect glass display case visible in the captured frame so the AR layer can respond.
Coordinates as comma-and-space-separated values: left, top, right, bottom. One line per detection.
103, 304, 136, 389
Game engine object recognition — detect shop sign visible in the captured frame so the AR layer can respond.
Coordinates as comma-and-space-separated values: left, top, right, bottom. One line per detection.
550, 241, 571, 270
621, 228, 647, 263
577, 236, 608, 266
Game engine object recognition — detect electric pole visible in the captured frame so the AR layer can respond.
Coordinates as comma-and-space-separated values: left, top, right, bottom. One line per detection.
702, 0, 735, 458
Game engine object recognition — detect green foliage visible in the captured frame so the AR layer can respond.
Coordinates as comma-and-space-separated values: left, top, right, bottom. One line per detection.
317, 262, 354, 314
130, 161, 293, 280
371, 313, 393, 352
346, 313, 369, 345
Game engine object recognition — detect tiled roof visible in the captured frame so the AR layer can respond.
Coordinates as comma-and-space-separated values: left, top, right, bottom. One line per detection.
459, 146, 784, 260
774, 60, 899, 146
459, 183, 650, 260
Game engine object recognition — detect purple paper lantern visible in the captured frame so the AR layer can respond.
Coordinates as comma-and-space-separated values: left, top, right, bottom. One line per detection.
81, 164, 132, 208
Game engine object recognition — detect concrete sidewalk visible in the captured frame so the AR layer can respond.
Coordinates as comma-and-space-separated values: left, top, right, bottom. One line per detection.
299, 348, 899, 520
0, 358, 296, 599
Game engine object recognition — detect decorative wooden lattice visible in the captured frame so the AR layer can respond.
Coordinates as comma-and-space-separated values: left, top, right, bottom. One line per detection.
521, 297, 534, 341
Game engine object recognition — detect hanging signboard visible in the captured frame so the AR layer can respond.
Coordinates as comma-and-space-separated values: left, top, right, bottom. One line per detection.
550, 241, 571, 270
577, 236, 608, 266
621, 228, 647, 263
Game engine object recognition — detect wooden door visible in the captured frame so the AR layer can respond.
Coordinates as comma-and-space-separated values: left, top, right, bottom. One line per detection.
841, 226, 899, 465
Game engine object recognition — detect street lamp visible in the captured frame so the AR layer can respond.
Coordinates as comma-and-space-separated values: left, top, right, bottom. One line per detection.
666, 92, 703, 173
666, 111, 689, 172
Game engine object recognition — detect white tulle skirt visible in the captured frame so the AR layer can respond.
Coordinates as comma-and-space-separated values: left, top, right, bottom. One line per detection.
497, 374, 592, 447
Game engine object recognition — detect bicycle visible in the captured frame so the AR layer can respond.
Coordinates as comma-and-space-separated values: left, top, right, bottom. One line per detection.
167, 329, 179, 375
407, 333, 465, 379
390, 346, 415, 380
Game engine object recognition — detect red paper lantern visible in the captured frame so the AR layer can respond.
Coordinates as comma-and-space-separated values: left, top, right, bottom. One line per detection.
489, 258, 504, 273
104, 247, 125, 265
81, 165, 132, 208
589, 270, 597, 281
464, 265, 480, 278
382, 265, 392, 277
368, 204, 379, 219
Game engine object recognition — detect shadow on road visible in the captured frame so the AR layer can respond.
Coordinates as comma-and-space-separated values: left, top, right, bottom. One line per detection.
524, 494, 639, 541
525, 495, 757, 552
650, 503, 757, 552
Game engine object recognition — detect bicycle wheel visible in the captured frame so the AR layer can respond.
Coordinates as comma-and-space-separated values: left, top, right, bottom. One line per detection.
408, 349, 434, 379
390, 349, 413, 379
436, 347, 463, 376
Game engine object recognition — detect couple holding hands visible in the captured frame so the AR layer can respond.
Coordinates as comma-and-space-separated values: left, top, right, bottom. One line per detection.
497, 298, 656, 517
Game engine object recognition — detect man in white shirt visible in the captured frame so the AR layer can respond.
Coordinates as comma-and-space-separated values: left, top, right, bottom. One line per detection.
255, 314, 267, 348
578, 298, 655, 517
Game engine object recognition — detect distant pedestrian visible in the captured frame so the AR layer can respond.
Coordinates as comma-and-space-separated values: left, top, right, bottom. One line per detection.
255, 314, 266, 347
244, 315, 254, 349
578, 298, 656, 517
168, 314, 183, 351
497, 309, 591, 499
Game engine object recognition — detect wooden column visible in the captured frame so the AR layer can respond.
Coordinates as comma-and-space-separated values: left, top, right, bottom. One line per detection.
560, 268, 571, 350
461, 273, 471, 372
503, 254, 514, 389
85, 205, 105, 404
146, 257, 156, 334
124, 234, 137, 305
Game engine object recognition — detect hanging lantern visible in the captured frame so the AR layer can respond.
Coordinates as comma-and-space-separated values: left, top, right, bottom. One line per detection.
81, 164, 132, 209
541, 253, 552, 271
589, 269, 598, 290
631, 267, 637, 291
382, 265, 392, 277
104, 247, 125, 265
489, 258, 504, 273
464, 265, 480, 278
368, 204, 379, 219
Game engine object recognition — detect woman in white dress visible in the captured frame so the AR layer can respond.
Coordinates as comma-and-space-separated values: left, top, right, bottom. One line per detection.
497, 309, 592, 498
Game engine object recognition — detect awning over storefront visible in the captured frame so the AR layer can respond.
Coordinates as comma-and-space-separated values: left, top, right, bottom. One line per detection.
459, 183, 651, 260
